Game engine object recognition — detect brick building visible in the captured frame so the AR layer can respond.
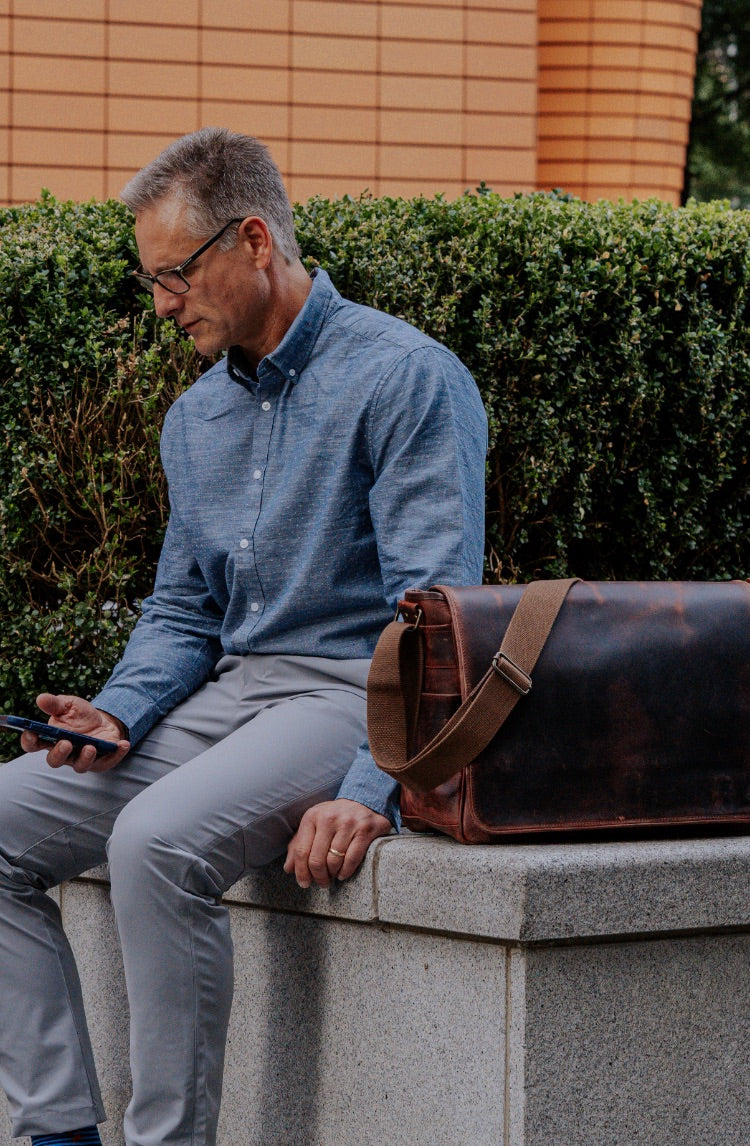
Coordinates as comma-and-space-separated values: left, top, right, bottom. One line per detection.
0, 0, 702, 206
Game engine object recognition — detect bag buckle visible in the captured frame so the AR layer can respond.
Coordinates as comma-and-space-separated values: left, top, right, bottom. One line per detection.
394, 605, 423, 629
491, 652, 532, 695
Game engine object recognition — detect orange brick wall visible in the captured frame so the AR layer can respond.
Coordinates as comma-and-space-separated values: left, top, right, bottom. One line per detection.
537, 0, 702, 202
0, 0, 538, 207
1, 1, 702, 208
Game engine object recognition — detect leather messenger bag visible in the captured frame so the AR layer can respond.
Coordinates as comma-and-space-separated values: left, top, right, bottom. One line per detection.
367, 579, 750, 842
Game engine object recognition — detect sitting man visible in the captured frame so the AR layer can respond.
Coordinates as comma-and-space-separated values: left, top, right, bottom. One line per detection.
0, 127, 487, 1146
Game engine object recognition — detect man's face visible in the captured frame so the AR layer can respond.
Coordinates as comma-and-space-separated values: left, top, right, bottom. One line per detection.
134, 196, 270, 359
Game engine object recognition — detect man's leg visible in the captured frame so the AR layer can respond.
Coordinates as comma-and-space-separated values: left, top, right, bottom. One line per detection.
105, 654, 369, 1146
0, 714, 221, 1138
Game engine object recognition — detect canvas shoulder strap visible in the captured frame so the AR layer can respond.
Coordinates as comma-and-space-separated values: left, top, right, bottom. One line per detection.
367, 578, 578, 793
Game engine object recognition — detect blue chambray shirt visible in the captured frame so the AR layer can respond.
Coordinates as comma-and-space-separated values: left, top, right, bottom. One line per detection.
94, 268, 487, 825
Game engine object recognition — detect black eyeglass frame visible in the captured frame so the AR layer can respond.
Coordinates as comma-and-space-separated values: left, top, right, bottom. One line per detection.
131, 217, 246, 295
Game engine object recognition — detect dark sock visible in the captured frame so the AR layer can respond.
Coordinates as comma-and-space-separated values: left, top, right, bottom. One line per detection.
31, 1128, 102, 1146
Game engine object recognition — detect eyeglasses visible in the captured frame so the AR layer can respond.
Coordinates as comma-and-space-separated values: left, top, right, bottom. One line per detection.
131, 217, 245, 295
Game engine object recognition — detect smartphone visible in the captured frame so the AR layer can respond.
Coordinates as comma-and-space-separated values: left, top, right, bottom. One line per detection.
0, 715, 119, 756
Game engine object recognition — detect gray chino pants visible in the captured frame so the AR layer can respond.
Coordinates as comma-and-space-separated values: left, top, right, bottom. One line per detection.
0, 653, 370, 1145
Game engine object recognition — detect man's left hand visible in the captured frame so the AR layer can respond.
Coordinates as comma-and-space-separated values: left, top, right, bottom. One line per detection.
283, 798, 392, 888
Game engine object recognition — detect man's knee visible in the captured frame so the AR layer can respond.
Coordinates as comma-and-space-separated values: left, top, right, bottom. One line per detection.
106, 799, 228, 905
106, 799, 164, 881
0, 752, 72, 887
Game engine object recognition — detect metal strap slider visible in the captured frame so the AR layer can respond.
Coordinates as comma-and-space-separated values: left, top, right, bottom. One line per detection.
491, 652, 532, 696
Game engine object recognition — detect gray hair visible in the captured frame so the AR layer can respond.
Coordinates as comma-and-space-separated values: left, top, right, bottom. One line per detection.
120, 127, 300, 263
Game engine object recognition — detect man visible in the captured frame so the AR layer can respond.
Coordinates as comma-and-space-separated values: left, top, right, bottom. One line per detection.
0, 128, 487, 1146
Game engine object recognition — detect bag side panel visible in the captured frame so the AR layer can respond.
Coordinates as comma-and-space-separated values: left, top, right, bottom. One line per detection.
398, 593, 469, 840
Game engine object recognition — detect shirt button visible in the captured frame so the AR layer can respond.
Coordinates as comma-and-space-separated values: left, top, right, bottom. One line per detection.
289, 368, 296, 377
250, 602, 260, 612
239, 538, 249, 549
253, 469, 262, 479
261, 400, 271, 411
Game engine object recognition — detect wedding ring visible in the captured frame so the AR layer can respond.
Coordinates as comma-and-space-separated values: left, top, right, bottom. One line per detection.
328, 846, 346, 858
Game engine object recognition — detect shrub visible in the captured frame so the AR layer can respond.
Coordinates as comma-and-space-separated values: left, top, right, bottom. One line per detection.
0, 194, 201, 727
0, 190, 748, 753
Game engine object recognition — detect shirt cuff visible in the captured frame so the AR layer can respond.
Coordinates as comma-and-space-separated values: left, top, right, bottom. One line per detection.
336, 741, 401, 830
90, 685, 161, 749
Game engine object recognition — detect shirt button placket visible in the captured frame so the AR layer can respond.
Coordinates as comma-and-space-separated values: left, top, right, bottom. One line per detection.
242, 387, 276, 634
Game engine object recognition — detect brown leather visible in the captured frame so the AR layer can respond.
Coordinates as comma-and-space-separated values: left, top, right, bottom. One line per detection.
367, 579, 750, 842
367, 579, 578, 791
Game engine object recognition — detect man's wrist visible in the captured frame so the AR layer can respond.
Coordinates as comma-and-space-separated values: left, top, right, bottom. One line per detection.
96, 708, 129, 740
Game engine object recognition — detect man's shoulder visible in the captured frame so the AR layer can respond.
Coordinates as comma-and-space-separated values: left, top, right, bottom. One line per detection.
321, 294, 476, 399
329, 291, 440, 356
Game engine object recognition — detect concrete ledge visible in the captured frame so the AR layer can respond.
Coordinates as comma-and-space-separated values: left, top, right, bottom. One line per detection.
1, 834, 748, 1145
372, 832, 750, 940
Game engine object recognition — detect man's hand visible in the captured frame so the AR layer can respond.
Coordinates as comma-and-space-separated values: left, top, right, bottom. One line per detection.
284, 798, 392, 888
19, 693, 130, 774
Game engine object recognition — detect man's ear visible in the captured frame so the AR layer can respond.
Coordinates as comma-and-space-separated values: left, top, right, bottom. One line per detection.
237, 216, 273, 270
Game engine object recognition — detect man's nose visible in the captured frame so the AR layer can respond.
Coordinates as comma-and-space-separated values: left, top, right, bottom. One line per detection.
152, 283, 184, 319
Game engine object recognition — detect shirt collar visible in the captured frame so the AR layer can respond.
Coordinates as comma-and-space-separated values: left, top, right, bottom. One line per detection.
227, 267, 338, 388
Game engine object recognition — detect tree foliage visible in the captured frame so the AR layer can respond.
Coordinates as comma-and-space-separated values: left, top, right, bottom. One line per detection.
685, 0, 750, 204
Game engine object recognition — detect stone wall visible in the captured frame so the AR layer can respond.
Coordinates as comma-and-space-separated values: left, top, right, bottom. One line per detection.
1, 832, 748, 1145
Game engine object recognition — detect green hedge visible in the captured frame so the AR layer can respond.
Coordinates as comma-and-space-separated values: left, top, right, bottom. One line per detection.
1, 190, 749, 741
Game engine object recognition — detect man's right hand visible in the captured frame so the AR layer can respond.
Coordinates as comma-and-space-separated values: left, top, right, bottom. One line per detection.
19, 693, 130, 773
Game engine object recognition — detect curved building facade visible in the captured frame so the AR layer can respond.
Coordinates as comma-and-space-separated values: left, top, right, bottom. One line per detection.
538, 0, 703, 202
0, 0, 701, 207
